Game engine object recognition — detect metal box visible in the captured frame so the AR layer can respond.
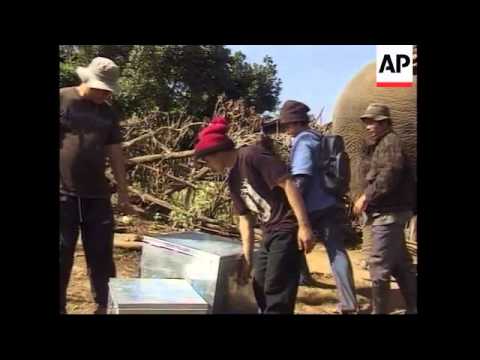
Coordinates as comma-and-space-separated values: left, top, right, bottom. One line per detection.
141, 231, 259, 314
108, 278, 209, 314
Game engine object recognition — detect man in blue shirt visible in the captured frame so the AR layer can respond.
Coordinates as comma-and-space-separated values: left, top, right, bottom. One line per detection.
277, 100, 358, 314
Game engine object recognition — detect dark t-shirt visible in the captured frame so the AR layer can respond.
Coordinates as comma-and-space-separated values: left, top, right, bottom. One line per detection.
227, 144, 297, 234
60, 87, 123, 198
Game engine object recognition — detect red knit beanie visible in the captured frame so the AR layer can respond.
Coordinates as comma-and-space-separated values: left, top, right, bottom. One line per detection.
194, 116, 235, 159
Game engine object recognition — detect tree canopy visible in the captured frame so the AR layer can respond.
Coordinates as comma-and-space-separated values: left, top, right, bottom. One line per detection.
60, 45, 282, 119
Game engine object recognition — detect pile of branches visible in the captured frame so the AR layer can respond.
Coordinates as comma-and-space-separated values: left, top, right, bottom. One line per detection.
113, 97, 266, 239
113, 96, 351, 244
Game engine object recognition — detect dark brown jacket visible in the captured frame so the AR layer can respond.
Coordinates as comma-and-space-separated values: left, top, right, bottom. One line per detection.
359, 131, 415, 214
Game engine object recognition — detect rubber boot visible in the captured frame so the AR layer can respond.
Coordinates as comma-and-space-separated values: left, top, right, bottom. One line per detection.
395, 272, 417, 314
94, 305, 108, 315
371, 280, 390, 314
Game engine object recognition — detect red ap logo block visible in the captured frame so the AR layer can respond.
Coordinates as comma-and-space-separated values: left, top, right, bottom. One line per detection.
376, 45, 414, 87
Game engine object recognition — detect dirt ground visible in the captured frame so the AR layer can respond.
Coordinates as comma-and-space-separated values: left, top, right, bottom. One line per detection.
66, 246, 140, 314
66, 234, 408, 315
294, 246, 407, 314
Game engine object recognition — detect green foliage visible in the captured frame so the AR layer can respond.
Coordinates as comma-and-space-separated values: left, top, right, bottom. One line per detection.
229, 53, 281, 114
169, 181, 232, 229
59, 61, 78, 88
59, 45, 282, 119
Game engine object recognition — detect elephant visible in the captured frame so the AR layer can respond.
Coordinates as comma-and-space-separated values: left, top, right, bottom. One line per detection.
332, 61, 417, 202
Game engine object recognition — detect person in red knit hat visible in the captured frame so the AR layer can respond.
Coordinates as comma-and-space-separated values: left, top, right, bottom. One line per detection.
194, 116, 315, 314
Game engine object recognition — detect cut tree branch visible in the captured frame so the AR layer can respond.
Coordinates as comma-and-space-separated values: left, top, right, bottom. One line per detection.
122, 130, 158, 149
192, 167, 210, 179
128, 150, 195, 164
165, 173, 197, 189
128, 187, 175, 211
122, 122, 205, 149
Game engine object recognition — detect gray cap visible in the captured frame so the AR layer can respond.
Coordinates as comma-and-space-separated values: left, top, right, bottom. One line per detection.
76, 57, 120, 93
360, 103, 391, 122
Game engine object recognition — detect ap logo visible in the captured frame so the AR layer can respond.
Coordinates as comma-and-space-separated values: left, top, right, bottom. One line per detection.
376, 45, 414, 87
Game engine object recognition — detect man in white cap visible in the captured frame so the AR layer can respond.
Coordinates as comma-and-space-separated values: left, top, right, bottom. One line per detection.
60, 57, 132, 314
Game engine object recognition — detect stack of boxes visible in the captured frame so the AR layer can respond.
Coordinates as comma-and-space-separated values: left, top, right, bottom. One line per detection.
108, 231, 258, 314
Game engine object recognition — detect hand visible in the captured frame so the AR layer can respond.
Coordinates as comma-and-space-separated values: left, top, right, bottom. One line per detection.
297, 225, 315, 254
354, 194, 368, 216
237, 255, 252, 286
118, 191, 135, 215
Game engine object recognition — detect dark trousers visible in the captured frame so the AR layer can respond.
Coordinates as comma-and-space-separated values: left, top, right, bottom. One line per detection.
59, 194, 116, 312
252, 230, 301, 314
369, 212, 417, 313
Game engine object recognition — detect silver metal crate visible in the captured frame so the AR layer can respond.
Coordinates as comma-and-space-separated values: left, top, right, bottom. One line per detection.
140, 231, 259, 314
108, 278, 209, 314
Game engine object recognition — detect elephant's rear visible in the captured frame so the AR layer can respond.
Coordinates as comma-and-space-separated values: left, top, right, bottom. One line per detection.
332, 61, 417, 201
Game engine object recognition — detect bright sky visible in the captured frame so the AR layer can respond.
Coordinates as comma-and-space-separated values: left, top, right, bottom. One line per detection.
226, 45, 376, 123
